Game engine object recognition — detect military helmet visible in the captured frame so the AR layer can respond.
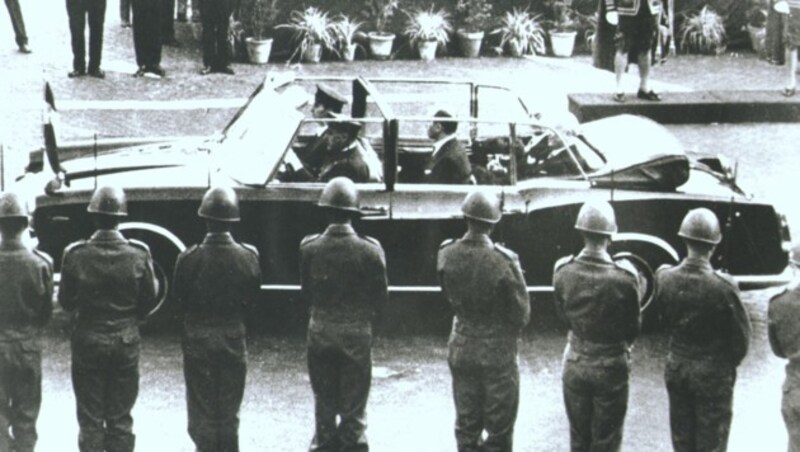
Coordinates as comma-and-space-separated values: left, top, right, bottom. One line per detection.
574, 201, 617, 235
87, 185, 128, 216
461, 190, 501, 224
198, 186, 240, 222
678, 208, 722, 245
0, 192, 28, 219
318, 177, 360, 213
789, 242, 800, 266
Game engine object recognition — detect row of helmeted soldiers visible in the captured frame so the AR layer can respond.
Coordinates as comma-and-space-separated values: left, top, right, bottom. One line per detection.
0, 179, 798, 452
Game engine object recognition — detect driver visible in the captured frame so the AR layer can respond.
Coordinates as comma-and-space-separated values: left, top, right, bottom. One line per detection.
319, 119, 370, 183
296, 85, 350, 174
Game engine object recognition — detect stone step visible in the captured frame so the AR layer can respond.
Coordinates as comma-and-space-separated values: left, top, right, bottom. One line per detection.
568, 90, 800, 123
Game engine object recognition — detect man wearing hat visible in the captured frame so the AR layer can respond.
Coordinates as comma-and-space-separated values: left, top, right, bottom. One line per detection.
318, 119, 371, 183
0, 192, 53, 452
300, 177, 387, 452
425, 110, 472, 185
293, 85, 350, 178
553, 200, 641, 452
654, 207, 750, 452
173, 186, 261, 452
769, 242, 800, 452
58, 185, 157, 452
438, 189, 530, 451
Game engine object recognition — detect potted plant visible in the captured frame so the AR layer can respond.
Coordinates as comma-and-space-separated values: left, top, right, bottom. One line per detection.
403, 7, 452, 61
361, 0, 399, 59
745, 0, 768, 57
242, 0, 279, 64
277, 7, 335, 63
491, 7, 546, 57
454, 0, 493, 57
679, 5, 727, 55
332, 14, 364, 62
547, 0, 579, 57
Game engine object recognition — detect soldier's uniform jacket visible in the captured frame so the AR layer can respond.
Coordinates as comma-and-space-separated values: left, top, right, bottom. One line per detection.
655, 257, 750, 366
605, 0, 661, 16
300, 223, 388, 335
172, 232, 261, 335
319, 141, 371, 184
58, 230, 157, 332
437, 233, 530, 365
0, 242, 53, 341
769, 285, 800, 380
553, 250, 641, 354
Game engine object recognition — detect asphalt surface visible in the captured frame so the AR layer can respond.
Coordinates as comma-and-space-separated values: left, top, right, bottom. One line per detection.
1, 0, 799, 450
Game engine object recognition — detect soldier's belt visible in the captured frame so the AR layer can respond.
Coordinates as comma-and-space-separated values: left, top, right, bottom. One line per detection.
568, 332, 628, 357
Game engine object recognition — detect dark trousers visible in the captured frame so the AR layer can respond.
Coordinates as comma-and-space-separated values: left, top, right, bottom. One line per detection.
71, 329, 140, 452
307, 330, 371, 452
0, 339, 41, 452
449, 360, 519, 452
66, 0, 106, 72
161, 0, 174, 41
119, 0, 130, 23
131, 0, 163, 67
183, 331, 246, 452
197, 0, 233, 68
562, 353, 629, 452
4, 0, 27, 47
665, 356, 736, 452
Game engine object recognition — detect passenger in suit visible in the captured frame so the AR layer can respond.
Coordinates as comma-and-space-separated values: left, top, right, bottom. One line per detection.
425, 110, 472, 185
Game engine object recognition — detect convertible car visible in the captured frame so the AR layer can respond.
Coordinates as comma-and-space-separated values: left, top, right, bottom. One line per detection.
16, 74, 791, 326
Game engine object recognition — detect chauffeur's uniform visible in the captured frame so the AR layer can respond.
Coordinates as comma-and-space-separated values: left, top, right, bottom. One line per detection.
0, 242, 53, 452
300, 223, 388, 452
58, 230, 157, 452
655, 257, 751, 452
553, 250, 640, 452
769, 284, 800, 452
437, 232, 530, 452
173, 232, 261, 452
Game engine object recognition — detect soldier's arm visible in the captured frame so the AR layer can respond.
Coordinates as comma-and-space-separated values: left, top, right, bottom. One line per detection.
767, 293, 786, 358
138, 251, 158, 321
728, 288, 752, 366
171, 252, 188, 314
57, 251, 77, 312
38, 255, 54, 326
506, 257, 530, 329
615, 260, 643, 344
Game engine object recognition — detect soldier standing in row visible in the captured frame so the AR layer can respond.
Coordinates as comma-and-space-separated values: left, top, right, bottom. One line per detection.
553, 201, 641, 452
300, 177, 388, 452
654, 208, 751, 452
58, 185, 157, 452
0, 192, 53, 452
437, 190, 530, 451
769, 242, 800, 452
173, 186, 261, 452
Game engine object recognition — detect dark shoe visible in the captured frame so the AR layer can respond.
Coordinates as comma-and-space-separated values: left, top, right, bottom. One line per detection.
177, 12, 187, 22
146, 65, 166, 77
68, 69, 86, 78
133, 66, 146, 77
782, 87, 796, 97
216, 66, 235, 75
636, 89, 662, 101
88, 68, 105, 79
613, 92, 625, 103
18, 44, 31, 54
199, 66, 213, 75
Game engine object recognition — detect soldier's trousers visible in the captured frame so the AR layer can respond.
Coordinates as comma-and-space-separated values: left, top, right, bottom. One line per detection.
562, 352, 629, 452
783, 376, 800, 452
65, 0, 106, 72
448, 359, 519, 452
182, 330, 246, 452
664, 355, 736, 452
4, 0, 27, 47
71, 329, 140, 452
307, 330, 371, 452
0, 339, 41, 452
131, 0, 163, 68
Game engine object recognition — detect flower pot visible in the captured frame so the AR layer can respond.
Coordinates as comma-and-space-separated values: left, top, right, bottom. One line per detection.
190, 22, 203, 42
550, 31, 577, 57
458, 31, 484, 58
417, 40, 438, 61
368, 32, 395, 60
507, 39, 525, 57
341, 44, 357, 62
302, 43, 323, 63
747, 24, 767, 57
245, 37, 273, 65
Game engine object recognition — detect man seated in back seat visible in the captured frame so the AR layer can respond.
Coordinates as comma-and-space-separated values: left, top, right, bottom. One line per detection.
424, 110, 472, 185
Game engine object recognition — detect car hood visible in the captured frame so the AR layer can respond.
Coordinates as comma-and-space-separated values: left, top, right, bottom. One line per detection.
579, 114, 690, 191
